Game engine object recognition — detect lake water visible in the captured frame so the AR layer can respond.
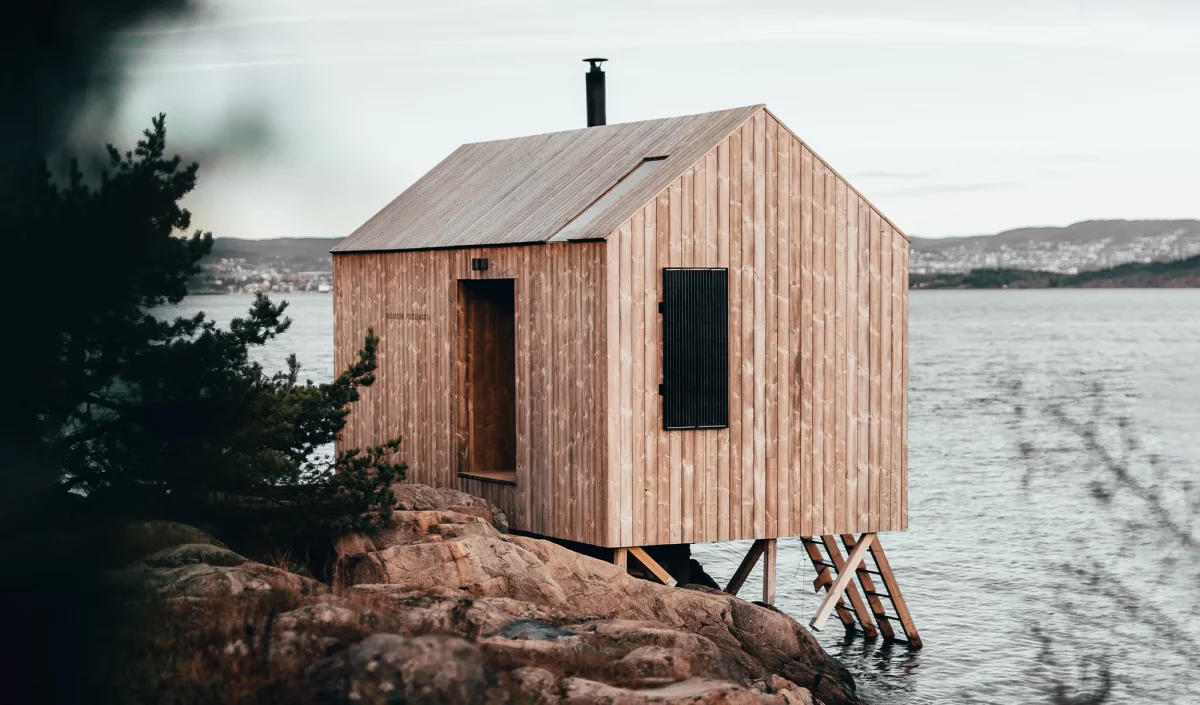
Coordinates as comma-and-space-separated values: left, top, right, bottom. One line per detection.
178, 290, 1200, 705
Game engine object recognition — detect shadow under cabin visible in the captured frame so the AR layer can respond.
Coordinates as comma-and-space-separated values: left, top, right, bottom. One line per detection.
331, 60, 920, 647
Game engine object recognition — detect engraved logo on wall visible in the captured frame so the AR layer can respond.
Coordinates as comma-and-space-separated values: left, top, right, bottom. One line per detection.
386, 312, 430, 321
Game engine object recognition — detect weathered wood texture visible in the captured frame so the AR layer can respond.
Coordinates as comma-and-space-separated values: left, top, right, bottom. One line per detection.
333, 243, 608, 545
335, 107, 908, 548
604, 108, 909, 545
333, 106, 763, 252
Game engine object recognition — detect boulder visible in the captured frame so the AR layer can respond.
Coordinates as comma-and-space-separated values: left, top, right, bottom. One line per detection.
306, 633, 491, 705
342, 534, 569, 606
607, 646, 694, 687
573, 620, 739, 685
334, 485, 856, 703
334, 509, 499, 561
121, 521, 225, 556
480, 631, 587, 670
122, 492, 861, 705
275, 601, 363, 631
390, 483, 509, 533
763, 675, 814, 705
268, 601, 375, 666
349, 584, 578, 639
507, 535, 857, 703
341, 528, 858, 701
561, 676, 771, 704
139, 560, 326, 598
509, 665, 564, 703
140, 543, 247, 568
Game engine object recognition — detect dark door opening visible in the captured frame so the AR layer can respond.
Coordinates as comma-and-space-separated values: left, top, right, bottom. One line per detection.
457, 278, 517, 482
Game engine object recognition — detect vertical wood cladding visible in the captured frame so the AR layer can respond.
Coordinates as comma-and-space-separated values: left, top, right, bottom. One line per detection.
334, 107, 909, 548
605, 108, 909, 546
333, 242, 608, 546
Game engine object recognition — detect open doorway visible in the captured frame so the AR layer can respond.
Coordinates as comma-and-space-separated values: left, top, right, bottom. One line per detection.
457, 278, 517, 482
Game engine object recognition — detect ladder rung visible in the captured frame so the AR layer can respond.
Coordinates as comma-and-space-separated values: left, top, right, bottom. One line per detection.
856, 568, 883, 576
801, 537, 823, 544
874, 612, 902, 622
811, 560, 835, 568
863, 589, 893, 600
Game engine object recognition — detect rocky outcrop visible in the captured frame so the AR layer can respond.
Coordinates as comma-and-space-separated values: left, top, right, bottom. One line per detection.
342, 534, 569, 606
389, 483, 509, 533
306, 633, 492, 705
121, 520, 226, 555
123, 485, 861, 704
122, 543, 326, 599
334, 512, 856, 703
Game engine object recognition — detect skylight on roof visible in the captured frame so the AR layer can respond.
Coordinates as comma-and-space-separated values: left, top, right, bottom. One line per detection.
554, 156, 669, 240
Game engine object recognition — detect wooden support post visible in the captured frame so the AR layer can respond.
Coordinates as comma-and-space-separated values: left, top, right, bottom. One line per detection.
762, 538, 777, 604
810, 533, 874, 631
628, 546, 678, 587
867, 537, 922, 648
725, 538, 768, 596
839, 534, 895, 639
822, 536, 878, 638
801, 539, 856, 631
614, 547, 628, 570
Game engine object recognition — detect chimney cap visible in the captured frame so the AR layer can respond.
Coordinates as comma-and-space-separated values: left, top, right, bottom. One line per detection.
583, 58, 608, 68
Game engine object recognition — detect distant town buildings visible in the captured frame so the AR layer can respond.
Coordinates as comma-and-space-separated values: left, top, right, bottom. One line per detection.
194, 223, 1200, 294
192, 257, 333, 294
909, 228, 1200, 275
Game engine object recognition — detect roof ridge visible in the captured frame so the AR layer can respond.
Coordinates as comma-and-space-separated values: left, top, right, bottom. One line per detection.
332, 104, 767, 253
458, 104, 767, 148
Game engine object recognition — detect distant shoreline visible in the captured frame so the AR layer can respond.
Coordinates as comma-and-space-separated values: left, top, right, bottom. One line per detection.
910, 254, 1200, 289
187, 290, 331, 296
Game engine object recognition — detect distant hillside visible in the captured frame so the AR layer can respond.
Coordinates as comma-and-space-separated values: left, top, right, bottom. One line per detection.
206, 237, 341, 271
200, 221, 1200, 289
910, 253, 1200, 289
910, 219, 1200, 252
193, 237, 340, 294
910, 220, 1200, 274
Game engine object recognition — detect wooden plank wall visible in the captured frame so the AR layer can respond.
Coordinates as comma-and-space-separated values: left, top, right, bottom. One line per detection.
333, 242, 607, 545
605, 108, 909, 546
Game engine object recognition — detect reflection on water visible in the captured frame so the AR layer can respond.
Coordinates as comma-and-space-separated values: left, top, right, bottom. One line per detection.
175, 289, 1200, 704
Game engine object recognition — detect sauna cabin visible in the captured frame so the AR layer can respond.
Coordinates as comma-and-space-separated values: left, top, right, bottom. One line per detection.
333, 61, 918, 644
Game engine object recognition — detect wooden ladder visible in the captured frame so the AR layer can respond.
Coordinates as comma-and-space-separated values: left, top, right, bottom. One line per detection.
801, 533, 922, 648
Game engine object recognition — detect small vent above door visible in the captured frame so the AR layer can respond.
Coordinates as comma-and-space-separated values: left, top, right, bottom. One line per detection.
660, 267, 729, 430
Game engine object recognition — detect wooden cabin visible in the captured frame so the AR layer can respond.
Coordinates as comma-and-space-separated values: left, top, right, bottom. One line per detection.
333, 70, 918, 644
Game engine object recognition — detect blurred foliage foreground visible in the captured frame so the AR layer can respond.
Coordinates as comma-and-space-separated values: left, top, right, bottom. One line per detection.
0, 117, 403, 703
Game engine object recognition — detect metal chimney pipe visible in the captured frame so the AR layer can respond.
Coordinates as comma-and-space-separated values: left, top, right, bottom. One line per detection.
584, 58, 607, 127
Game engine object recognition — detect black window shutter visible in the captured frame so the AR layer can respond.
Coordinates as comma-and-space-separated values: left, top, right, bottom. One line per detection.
660, 268, 729, 430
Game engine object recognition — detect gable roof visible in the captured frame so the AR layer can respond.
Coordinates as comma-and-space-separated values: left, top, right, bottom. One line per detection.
332, 105, 763, 253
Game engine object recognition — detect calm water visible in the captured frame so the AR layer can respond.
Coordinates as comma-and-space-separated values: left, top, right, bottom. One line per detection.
178, 290, 1200, 705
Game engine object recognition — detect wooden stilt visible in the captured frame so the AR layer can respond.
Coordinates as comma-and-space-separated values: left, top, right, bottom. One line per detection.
762, 538, 777, 604
863, 536, 922, 648
614, 547, 628, 570
628, 546, 678, 587
810, 533, 874, 630
821, 536, 878, 638
725, 538, 768, 596
838, 534, 894, 639
804, 533, 919, 645
801, 538, 857, 631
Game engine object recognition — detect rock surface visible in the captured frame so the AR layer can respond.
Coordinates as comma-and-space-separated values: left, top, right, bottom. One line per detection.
306, 633, 491, 705
389, 483, 510, 533
125, 485, 862, 704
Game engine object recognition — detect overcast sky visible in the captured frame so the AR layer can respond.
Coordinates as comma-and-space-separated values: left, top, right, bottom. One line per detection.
108, 0, 1200, 240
